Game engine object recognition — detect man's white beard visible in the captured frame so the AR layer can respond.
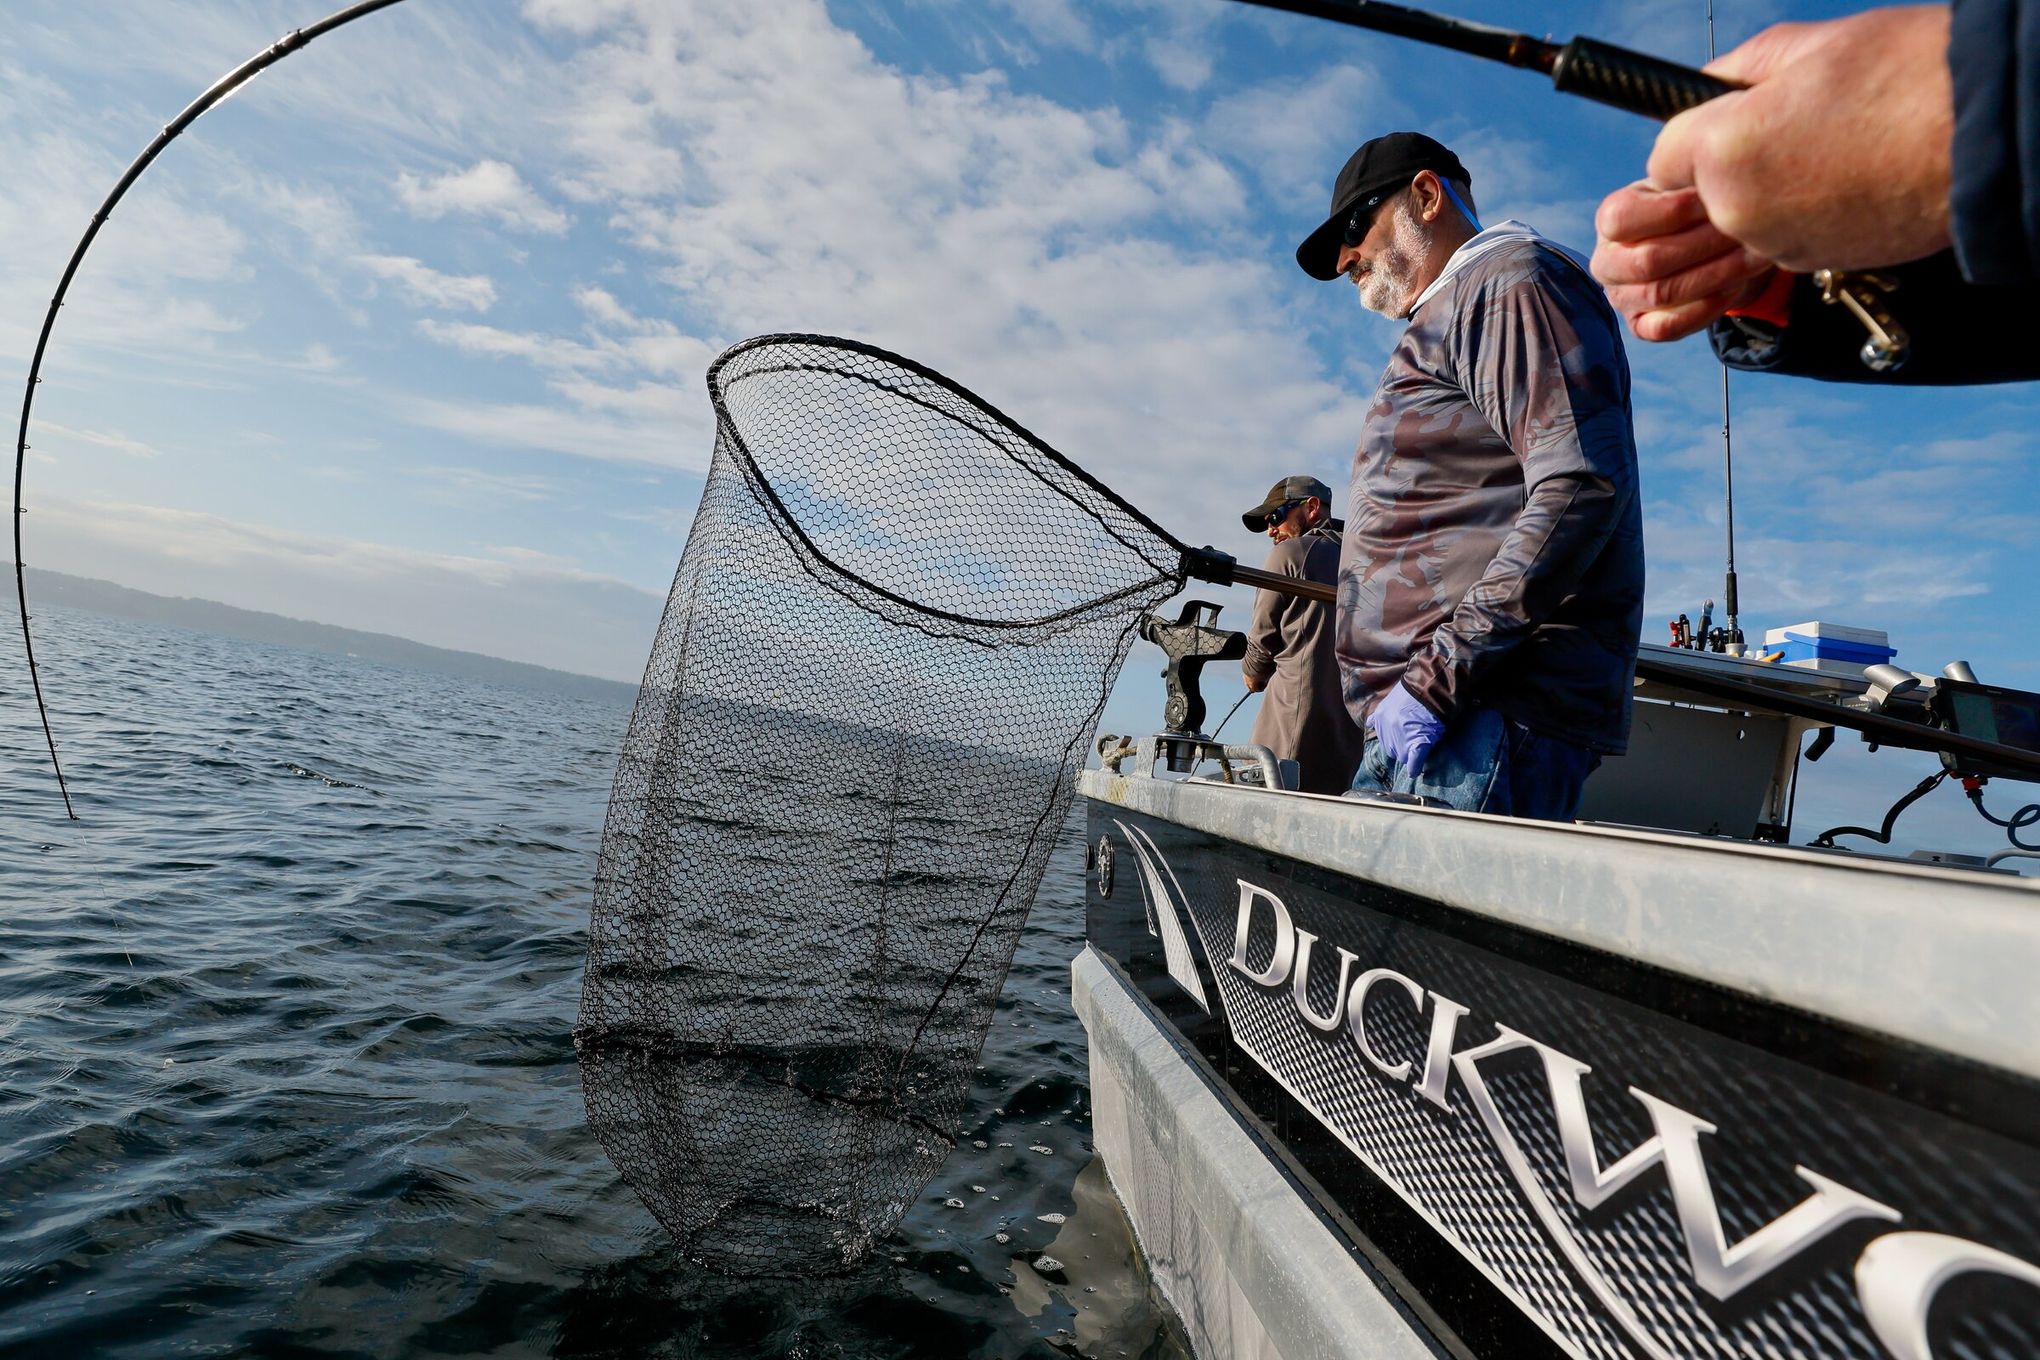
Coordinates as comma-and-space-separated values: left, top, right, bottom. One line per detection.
1358, 199, 1426, 317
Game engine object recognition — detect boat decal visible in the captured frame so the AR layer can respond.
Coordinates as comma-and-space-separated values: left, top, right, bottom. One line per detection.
1088, 812, 2040, 1360
1451, 1023, 1900, 1360
1111, 819, 1211, 1015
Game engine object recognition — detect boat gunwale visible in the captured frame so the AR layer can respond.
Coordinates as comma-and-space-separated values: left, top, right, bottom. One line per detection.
1078, 767, 2040, 1085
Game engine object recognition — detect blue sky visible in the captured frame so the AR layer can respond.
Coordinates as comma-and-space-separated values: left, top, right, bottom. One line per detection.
6, 0, 2037, 849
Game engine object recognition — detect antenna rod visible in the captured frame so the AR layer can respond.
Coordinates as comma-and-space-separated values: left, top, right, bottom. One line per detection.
1708, 0, 1743, 656
1721, 362, 1741, 652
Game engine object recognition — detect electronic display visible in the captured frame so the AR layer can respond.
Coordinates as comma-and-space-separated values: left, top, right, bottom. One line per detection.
1933, 679, 2040, 781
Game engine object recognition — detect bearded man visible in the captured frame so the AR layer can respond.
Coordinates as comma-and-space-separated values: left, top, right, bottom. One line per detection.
1295, 133, 1645, 821
1237, 475, 1367, 795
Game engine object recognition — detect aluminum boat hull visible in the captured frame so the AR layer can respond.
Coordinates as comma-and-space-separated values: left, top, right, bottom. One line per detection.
1077, 768, 2040, 1360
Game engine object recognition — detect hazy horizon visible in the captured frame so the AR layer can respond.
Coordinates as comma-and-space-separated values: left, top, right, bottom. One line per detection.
11, 564, 642, 699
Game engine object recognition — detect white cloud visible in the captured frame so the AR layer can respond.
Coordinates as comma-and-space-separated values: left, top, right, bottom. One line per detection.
242, 175, 365, 260
397, 159, 572, 234
1094, 0, 1227, 91
411, 465, 560, 504
353, 254, 498, 311
0, 87, 253, 365
416, 318, 580, 367
0, 1, 560, 348
409, 312, 720, 466
575, 286, 639, 330
985, 0, 1094, 51
1644, 509, 1995, 623
297, 343, 344, 374
35, 422, 161, 460
1204, 65, 1398, 211
1459, 159, 1599, 247
395, 391, 710, 469
1144, 32, 1214, 91
506, 0, 1369, 532
1646, 398, 2037, 545
416, 309, 715, 381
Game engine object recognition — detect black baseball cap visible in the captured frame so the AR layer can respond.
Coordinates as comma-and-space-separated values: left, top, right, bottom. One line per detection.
1295, 132, 1469, 281
1242, 475, 1332, 531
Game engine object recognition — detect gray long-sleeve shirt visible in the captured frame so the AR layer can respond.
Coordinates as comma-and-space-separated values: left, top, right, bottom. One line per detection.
1337, 226, 1645, 755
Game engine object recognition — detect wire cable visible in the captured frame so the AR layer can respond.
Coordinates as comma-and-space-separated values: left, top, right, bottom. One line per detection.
1966, 783, 2040, 852
1186, 688, 1255, 780
1809, 771, 1948, 848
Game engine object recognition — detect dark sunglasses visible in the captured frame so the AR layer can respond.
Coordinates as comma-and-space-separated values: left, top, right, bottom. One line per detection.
1340, 189, 1395, 246
1261, 499, 1302, 528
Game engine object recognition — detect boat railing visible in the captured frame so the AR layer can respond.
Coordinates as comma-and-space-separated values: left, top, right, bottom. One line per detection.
1096, 732, 1292, 790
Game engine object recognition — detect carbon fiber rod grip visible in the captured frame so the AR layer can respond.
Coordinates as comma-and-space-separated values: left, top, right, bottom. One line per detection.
1550, 36, 1740, 119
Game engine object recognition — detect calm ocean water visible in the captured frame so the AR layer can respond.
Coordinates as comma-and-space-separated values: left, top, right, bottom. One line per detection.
0, 603, 1186, 1358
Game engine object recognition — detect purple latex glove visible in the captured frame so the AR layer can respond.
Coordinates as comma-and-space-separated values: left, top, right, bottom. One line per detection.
1368, 682, 1446, 777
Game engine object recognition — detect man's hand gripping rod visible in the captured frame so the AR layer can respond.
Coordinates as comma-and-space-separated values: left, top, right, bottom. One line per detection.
1228, 0, 1908, 370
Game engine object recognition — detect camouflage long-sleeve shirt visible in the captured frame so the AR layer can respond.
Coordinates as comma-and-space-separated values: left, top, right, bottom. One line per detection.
1337, 225, 1644, 755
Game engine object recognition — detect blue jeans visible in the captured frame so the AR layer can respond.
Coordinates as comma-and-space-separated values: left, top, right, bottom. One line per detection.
1349, 707, 1598, 822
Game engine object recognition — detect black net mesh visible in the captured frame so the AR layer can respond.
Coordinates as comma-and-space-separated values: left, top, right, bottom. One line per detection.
576, 334, 1186, 1273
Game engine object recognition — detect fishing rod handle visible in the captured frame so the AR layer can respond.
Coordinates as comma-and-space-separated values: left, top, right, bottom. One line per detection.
1550, 36, 1740, 120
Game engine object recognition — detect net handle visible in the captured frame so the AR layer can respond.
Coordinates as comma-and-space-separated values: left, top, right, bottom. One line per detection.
1180, 546, 1337, 603
1231, 562, 1334, 603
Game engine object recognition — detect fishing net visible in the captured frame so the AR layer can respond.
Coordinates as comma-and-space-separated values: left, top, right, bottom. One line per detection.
576, 334, 1189, 1273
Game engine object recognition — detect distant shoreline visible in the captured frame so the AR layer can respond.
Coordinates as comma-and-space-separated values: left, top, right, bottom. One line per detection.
5, 567, 639, 706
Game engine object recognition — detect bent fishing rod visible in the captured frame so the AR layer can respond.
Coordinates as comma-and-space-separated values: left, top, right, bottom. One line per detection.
1230, 0, 1910, 370
13, 0, 413, 819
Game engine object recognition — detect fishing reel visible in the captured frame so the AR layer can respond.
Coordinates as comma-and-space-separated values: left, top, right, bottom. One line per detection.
1814, 270, 1911, 373
1666, 606, 1743, 654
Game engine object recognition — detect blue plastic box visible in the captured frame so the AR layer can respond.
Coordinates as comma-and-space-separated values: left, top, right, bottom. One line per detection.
1763, 621, 1896, 674
1773, 634, 1896, 665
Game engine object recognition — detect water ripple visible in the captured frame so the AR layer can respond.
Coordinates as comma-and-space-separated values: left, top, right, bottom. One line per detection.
0, 603, 1185, 1358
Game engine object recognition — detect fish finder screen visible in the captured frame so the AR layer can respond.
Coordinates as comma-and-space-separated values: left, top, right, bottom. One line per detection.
1940, 681, 2040, 764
